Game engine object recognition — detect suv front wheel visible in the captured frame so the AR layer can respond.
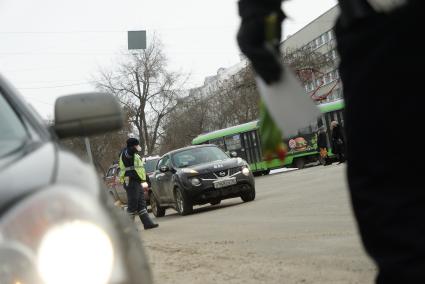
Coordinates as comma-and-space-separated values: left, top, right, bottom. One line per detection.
241, 185, 256, 202
175, 187, 193, 216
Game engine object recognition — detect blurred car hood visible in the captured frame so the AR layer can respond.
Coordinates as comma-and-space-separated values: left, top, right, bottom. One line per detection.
0, 143, 55, 213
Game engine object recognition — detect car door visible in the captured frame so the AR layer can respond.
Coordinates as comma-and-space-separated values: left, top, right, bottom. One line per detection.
161, 157, 175, 203
153, 156, 170, 203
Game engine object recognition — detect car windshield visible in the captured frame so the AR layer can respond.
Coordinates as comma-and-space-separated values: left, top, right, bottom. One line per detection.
172, 147, 229, 168
144, 158, 159, 173
0, 93, 28, 158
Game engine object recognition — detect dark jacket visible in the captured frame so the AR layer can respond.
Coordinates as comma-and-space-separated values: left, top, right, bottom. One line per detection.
331, 125, 345, 155
317, 130, 328, 149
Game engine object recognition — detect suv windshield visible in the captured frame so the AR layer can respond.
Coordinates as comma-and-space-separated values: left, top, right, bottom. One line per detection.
0, 93, 28, 158
172, 147, 229, 168
144, 158, 159, 173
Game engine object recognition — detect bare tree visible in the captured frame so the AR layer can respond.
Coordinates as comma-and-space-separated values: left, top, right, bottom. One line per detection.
282, 47, 336, 102
160, 47, 332, 153
96, 36, 182, 155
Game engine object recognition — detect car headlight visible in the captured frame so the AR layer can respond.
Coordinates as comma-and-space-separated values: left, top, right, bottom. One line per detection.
182, 168, 198, 174
0, 186, 127, 284
190, 178, 202, 187
242, 167, 250, 176
38, 221, 113, 284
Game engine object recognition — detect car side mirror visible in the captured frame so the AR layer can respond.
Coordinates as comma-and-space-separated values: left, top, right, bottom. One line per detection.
53, 92, 123, 139
230, 151, 238, 158
160, 165, 169, 173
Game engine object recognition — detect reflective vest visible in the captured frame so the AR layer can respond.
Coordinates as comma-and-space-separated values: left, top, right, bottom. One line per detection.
119, 152, 146, 184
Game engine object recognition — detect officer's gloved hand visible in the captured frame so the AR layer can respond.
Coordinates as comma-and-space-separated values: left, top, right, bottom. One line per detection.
237, 0, 285, 85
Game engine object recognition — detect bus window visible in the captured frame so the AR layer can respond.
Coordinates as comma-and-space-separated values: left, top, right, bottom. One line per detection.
298, 126, 313, 135
224, 134, 242, 151
209, 137, 226, 151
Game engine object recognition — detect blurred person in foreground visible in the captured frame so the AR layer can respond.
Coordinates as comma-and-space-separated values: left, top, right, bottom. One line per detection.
237, 0, 425, 282
119, 138, 158, 230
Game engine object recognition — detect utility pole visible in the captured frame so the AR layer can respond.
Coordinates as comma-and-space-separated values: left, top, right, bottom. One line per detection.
85, 137, 94, 164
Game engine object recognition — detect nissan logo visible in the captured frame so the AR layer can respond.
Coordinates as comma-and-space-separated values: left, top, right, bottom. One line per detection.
219, 171, 227, 177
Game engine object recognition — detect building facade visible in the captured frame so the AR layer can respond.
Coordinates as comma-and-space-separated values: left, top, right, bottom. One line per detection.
281, 5, 342, 105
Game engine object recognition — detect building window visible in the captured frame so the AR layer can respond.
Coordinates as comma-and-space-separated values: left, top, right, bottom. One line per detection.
327, 30, 334, 41
330, 69, 339, 80
316, 77, 322, 87
321, 32, 329, 44
328, 71, 334, 82
322, 73, 329, 84
315, 38, 321, 47
336, 88, 343, 99
305, 81, 316, 92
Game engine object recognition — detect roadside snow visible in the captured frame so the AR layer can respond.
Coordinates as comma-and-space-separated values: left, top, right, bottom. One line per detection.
270, 168, 298, 175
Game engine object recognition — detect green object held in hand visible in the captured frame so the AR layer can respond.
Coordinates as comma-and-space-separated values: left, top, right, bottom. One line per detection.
259, 101, 287, 161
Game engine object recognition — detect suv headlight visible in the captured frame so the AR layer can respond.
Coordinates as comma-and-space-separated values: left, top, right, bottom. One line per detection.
0, 186, 127, 284
242, 167, 250, 176
181, 168, 198, 174
190, 178, 202, 187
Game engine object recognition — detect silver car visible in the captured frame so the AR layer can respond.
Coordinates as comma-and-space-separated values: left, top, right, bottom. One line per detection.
0, 74, 152, 284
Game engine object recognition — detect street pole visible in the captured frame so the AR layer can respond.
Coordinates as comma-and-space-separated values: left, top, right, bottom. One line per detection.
85, 137, 94, 164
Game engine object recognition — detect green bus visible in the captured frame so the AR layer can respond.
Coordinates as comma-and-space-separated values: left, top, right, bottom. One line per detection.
192, 99, 345, 174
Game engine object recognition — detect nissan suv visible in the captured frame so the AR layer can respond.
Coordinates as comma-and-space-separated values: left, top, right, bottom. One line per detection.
149, 145, 255, 216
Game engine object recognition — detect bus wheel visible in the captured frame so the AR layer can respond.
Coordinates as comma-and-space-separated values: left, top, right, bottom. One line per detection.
263, 170, 270, 175
294, 158, 305, 169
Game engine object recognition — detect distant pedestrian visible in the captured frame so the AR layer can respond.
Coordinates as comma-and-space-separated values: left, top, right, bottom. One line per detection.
330, 121, 345, 164
317, 126, 329, 165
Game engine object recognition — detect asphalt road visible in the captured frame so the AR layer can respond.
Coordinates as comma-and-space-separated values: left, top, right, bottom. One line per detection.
141, 164, 376, 284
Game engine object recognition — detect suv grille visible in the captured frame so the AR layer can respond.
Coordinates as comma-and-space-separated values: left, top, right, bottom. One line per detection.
198, 172, 216, 180
214, 170, 229, 178
229, 167, 242, 176
198, 167, 242, 180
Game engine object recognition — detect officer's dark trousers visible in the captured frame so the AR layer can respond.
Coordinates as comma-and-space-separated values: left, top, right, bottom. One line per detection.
336, 1, 425, 283
124, 179, 147, 216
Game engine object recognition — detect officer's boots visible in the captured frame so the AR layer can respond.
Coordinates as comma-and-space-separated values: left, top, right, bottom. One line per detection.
138, 209, 159, 230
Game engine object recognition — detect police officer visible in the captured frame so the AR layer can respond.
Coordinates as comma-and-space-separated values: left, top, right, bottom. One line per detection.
238, 0, 425, 282
119, 138, 158, 230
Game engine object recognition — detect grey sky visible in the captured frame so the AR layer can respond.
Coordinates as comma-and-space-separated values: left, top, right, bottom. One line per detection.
0, 0, 337, 118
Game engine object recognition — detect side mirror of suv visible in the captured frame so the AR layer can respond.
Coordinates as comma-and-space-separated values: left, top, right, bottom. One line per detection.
53, 92, 123, 138
160, 165, 170, 173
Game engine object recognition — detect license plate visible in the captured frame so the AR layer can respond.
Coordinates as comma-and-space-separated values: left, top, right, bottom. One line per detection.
213, 178, 237, 189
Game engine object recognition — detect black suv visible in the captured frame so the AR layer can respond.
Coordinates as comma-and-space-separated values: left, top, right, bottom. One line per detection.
149, 145, 255, 216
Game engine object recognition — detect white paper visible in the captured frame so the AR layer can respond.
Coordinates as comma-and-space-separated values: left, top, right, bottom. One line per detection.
256, 66, 321, 137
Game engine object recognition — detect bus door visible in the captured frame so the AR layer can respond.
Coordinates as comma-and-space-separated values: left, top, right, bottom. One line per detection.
240, 131, 262, 171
